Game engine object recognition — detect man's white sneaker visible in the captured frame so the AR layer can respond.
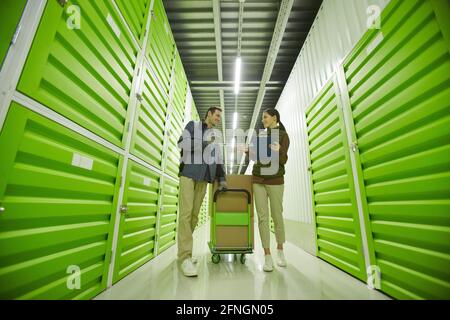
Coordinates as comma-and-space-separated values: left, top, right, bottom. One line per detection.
181, 258, 198, 277
277, 250, 287, 267
263, 255, 274, 272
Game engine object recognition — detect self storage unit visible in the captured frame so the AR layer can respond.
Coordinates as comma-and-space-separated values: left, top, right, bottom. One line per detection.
0, 0, 449, 300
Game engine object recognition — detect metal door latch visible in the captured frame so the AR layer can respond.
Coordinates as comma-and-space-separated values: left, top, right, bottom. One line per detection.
119, 205, 128, 214
350, 141, 359, 153
307, 166, 312, 172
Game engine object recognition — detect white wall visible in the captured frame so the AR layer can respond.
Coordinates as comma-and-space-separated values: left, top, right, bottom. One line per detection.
276, 0, 391, 223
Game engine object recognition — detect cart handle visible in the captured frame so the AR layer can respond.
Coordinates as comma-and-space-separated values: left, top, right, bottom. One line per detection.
213, 188, 251, 204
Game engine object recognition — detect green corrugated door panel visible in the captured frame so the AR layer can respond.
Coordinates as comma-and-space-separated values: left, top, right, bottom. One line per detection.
306, 80, 367, 282
146, 0, 174, 93
158, 178, 179, 253
165, 148, 180, 178
0, 0, 27, 68
17, 0, 138, 148
0, 103, 122, 300
114, 0, 151, 46
112, 160, 159, 284
130, 65, 168, 168
342, 0, 450, 299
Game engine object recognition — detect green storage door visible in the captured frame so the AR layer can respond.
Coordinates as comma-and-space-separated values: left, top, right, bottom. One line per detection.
112, 160, 159, 284
342, 0, 450, 299
165, 108, 184, 178
157, 178, 179, 254
0, 0, 27, 67
0, 103, 122, 300
130, 65, 168, 169
114, 0, 151, 46
306, 80, 367, 281
17, 0, 138, 148
146, 0, 174, 94
173, 53, 187, 116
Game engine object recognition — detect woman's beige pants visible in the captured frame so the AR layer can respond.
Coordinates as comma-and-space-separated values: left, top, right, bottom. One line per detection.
253, 183, 285, 249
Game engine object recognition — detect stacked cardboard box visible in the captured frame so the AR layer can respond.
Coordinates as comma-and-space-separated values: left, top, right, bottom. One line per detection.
210, 175, 254, 249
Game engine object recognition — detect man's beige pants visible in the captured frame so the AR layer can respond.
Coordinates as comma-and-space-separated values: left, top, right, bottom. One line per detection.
253, 183, 285, 249
177, 176, 208, 261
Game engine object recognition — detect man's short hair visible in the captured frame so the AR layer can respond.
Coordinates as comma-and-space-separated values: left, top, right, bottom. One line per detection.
205, 106, 222, 119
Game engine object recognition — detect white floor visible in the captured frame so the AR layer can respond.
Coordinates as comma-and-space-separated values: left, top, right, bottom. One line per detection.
95, 222, 390, 300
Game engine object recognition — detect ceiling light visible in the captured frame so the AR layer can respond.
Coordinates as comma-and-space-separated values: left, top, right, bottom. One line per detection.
234, 57, 242, 95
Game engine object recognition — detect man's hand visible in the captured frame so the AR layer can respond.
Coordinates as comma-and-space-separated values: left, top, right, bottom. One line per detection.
269, 142, 281, 151
219, 180, 228, 190
237, 143, 249, 153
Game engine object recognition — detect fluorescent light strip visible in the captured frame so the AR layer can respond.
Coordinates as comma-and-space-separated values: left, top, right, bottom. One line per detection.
233, 112, 238, 130
234, 57, 241, 95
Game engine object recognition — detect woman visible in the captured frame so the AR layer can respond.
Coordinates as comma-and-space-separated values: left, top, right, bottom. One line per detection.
246, 109, 290, 272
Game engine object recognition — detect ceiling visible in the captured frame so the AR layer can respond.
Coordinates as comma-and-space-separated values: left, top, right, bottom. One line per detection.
165, 0, 322, 173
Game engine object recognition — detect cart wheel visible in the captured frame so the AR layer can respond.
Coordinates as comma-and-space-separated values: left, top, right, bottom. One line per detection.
212, 254, 220, 264
240, 254, 246, 264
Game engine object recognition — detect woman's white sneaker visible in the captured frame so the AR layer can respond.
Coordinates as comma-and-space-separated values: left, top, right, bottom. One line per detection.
277, 250, 287, 267
181, 258, 198, 277
263, 255, 274, 272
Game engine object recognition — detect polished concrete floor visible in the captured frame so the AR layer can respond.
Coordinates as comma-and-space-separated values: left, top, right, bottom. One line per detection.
95, 222, 390, 300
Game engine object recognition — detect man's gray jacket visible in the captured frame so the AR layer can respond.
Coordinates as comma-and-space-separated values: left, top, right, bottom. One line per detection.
177, 120, 226, 183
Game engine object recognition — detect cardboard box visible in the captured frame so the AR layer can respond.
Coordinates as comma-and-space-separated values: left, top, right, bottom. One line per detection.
211, 174, 254, 217
210, 175, 254, 249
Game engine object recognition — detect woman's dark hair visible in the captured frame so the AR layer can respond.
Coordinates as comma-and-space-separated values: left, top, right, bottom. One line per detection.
263, 108, 286, 132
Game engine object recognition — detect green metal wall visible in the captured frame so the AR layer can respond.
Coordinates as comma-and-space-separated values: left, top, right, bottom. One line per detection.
145, 0, 174, 94
157, 178, 179, 254
308, 0, 450, 299
129, 64, 168, 169
112, 160, 159, 283
0, 103, 122, 299
17, 0, 138, 148
115, 0, 150, 46
306, 80, 367, 282
340, 0, 450, 299
0, 0, 191, 299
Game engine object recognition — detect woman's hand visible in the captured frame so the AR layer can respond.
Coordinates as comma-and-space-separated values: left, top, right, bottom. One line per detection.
269, 142, 281, 151
237, 143, 249, 153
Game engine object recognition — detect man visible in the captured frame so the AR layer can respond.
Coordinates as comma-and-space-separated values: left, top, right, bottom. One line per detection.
177, 106, 227, 277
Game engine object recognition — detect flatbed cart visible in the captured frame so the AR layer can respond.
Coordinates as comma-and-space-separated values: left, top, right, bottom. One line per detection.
208, 188, 253, 264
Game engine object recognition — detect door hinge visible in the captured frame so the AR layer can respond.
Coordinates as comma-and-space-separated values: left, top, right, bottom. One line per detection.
120, 205, 129, 215
350, 141, 359, 153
